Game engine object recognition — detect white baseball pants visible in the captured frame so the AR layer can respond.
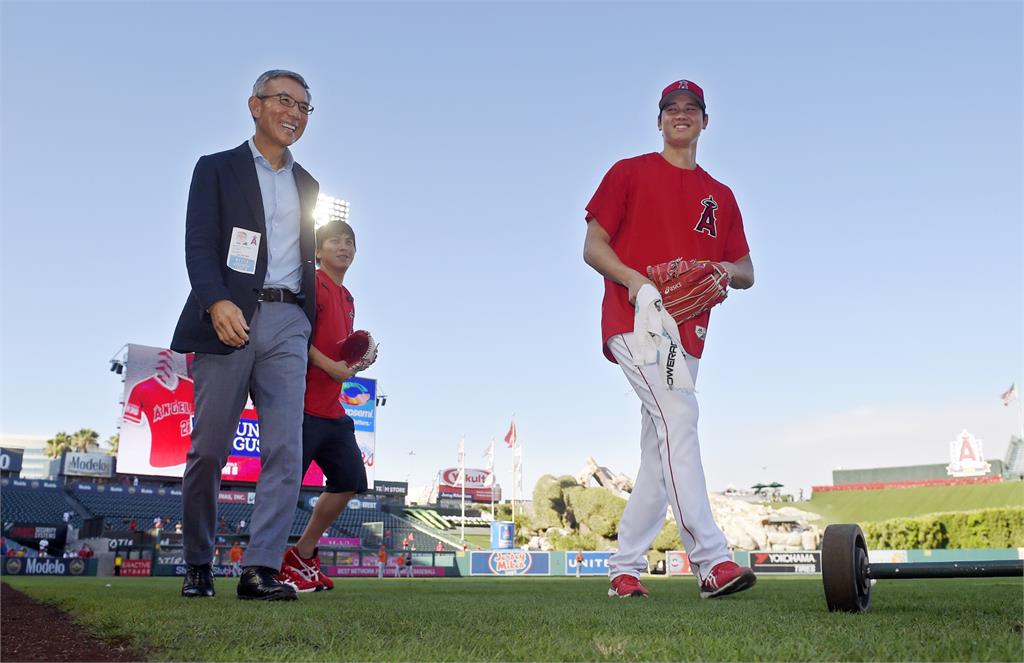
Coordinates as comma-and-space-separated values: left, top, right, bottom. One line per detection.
606, 333, 731, 583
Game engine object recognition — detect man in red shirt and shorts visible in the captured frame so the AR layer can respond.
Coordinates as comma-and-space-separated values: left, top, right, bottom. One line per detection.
583, 80, 757, 600
277, 219, 369, 592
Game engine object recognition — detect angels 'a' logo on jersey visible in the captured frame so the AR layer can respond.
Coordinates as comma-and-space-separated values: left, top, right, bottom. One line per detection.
694, 195, 719, 238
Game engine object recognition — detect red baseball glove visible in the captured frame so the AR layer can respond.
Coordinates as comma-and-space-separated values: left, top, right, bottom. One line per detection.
337, 330, 378, 373
646, 258, 729, 323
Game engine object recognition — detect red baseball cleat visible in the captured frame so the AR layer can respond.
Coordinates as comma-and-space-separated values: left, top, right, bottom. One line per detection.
279, 547, 325, 593
275, 566, 321, 593
608, 574, 649, 598
700, 561, 756, 599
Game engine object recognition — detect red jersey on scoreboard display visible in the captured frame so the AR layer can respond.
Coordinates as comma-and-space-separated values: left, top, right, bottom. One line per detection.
123, 374, 195, 467
585, 153, 750, 360
304, 269, 355, 419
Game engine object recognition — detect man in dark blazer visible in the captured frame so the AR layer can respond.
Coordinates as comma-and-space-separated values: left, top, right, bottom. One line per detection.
171, 70, 319, 601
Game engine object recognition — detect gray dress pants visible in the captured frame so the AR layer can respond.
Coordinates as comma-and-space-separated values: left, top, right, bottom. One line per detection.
182, 302, 311, 570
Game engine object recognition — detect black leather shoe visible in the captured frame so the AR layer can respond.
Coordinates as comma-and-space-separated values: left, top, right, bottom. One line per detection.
237, 566, 297, 601
181, 564, 215, 598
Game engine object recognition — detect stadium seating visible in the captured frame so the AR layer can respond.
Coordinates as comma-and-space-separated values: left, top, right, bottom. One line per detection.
1, 479, 456, 551
0, 481, 82, 528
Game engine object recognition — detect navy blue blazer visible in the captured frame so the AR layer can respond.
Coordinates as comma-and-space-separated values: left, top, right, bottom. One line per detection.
171, 141, 319, 354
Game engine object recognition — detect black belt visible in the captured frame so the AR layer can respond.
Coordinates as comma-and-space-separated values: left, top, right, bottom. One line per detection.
255, 288, 299, 304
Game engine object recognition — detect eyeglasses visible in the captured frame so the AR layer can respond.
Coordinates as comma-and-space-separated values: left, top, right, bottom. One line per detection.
257, 93, 314, 115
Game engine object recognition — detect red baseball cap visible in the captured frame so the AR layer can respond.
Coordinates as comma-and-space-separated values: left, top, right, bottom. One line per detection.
659, 79, 706, 111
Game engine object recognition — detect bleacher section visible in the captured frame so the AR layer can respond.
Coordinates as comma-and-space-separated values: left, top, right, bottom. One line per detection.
73, 484, 182, 529
1, 479, 459, 550
1, 481, 82, 528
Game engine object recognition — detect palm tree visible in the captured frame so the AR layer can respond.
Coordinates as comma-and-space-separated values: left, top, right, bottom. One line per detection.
70, 428, 100, 453
44, 432, 73, 459
105, 434, 119, 457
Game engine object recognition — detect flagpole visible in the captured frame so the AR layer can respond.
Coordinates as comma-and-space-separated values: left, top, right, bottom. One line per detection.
460, 436, 466, 545
1017, 395, 1023, 441
511, 445, 516, 532
490, 438, 496, 521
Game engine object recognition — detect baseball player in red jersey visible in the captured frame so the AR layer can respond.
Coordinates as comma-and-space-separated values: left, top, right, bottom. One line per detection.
277, 219, 369, 592
583, 80, 757, 599
122, 350, 195, 468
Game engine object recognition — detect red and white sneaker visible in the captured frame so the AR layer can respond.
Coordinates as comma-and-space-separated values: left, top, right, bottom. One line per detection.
279, 547, 325, 593
699, 561, 756, 599
309, 550, 333, 590
275, 566, 321, 593
608, 574, 649, 598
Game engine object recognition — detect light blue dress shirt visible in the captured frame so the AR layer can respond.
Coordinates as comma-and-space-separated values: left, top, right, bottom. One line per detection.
248, 137, 302, 293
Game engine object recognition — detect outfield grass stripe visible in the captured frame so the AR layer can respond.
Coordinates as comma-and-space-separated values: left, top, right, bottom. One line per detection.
4, 576, 1022, 661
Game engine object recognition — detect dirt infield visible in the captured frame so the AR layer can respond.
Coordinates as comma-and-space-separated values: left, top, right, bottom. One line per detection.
0, 582, 144, 662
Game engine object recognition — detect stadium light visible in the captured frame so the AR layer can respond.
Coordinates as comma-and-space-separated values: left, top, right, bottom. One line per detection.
313, 194, 350, 229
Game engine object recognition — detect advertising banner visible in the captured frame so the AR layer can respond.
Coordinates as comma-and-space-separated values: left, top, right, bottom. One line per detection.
564, 551, 612, 576
4, 523, 67, 548
318, 537, 361, 548
325, 564, 447, 577
153, 564, 236, 577
62, 452, 114, 478
373, 480, 408, 496
436, 467, 500, 502
666, 551, 694, 576
118, 344, 377, 485
749, 551, 822, 574
217, 491, 255, 505
341, 377, 378, 485
490, 522, 514, 550
869, 549, 909, 564
469, 551, 550, 576
120, 560, 152, 576
0, 448, 24, 473
2, 557, 94, 577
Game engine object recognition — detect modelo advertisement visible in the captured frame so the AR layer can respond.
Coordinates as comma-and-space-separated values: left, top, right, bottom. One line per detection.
469, 551, 550, 576
62, 452, 114, 478
564, 551, 612, 576
2, 557, 95, 576
749, 551, 822, 574
117, 344, 377, 485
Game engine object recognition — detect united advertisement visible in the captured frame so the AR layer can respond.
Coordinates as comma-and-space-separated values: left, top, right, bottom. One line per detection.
564, 551, 612, 576
117, 344, 377, 485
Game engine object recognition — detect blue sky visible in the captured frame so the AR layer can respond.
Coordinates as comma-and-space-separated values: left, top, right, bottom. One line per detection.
1, 1, 1021, 499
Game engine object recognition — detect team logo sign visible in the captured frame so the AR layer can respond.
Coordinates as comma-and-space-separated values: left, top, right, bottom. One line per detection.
946, 429, 991, 477
69, 559, 86, 575
694, 195, 719, 237
5, 558, 22, 575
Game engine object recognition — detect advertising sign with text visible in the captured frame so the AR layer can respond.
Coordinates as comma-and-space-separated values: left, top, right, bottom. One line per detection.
564, 551, 612, 576
469, 551, 550, 576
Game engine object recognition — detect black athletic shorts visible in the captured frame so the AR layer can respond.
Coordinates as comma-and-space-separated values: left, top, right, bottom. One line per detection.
301, 414, 369, 494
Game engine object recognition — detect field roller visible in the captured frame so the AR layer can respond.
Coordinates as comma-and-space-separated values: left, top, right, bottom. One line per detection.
821, 523, 1024, 613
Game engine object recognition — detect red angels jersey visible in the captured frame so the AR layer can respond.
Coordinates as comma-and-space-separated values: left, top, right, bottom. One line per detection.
304, 269, 355, 418
123, 375, 195, 467
586, 153, 750, 359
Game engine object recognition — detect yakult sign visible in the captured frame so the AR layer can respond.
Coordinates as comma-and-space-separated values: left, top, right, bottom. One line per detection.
440, 467, 491, 488
437, 468, 500, 502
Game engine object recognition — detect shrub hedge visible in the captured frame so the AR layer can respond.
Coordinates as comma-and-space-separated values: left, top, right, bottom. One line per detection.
862, 507, 1024, 549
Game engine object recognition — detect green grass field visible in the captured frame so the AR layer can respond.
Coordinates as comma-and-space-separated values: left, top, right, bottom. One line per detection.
794, 482, 1024, 524
4, 576, 1022, 661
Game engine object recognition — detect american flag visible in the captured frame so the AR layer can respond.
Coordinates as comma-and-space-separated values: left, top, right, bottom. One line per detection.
1000, 383, 1017, 407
